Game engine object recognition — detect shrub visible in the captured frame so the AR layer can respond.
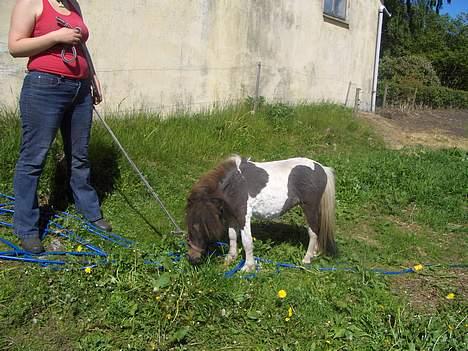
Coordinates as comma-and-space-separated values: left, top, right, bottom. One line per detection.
378, 81, 468, 109
379, 55, 441, 87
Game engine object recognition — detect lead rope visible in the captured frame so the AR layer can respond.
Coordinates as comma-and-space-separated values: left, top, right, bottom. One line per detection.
92, 107, 184, 235
54, 16, 184, 235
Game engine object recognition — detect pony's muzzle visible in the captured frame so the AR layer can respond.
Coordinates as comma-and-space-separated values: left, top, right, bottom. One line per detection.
187, 253, 202, 265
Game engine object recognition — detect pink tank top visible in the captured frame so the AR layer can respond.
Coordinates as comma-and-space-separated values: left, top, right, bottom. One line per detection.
27, 0, 90, 79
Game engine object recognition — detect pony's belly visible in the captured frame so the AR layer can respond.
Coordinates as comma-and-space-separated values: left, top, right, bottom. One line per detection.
249, 189, 291, 220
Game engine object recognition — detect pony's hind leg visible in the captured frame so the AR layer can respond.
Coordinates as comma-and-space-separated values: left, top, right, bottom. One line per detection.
303, 227, 318, 264
225, 227, 238, 265
301, 203, 320, 264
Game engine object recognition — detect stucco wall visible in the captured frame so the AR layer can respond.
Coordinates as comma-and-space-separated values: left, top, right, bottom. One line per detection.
0, 0, 381, 112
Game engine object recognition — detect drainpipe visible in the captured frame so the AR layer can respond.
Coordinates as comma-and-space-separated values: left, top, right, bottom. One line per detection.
371, 3, 391, 112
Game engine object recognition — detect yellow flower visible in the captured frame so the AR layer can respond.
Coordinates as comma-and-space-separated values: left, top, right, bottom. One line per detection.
413, 264, 424, 272
446, 293, 455, 300
166, 314, 172, 320
284, 306, 293, 321
84, 267, 92, 274
277, 290, 287, 299
155, 296, 161, 301
76, 245, 83, 252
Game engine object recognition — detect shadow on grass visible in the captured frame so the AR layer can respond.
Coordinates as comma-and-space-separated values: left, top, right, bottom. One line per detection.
252, 222, 309, 247
117, 189, 164, 236
49, 138, 120, 211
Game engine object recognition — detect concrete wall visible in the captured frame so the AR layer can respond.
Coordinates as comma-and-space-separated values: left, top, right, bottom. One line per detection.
0, 0, 381, 112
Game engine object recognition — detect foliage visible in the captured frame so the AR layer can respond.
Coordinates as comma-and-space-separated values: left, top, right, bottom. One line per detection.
381, 1, 467, 91
0, 105, 466, 350
379, 55, 441, 87
378, 81, 468, 108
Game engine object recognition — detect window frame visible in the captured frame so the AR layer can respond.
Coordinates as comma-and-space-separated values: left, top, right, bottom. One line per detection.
323, 0, 348, 21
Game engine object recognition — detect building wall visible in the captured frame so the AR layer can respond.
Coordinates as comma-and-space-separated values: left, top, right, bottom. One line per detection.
0, 0, 381, 112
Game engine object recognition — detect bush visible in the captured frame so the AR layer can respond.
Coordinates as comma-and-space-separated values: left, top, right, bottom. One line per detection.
378, 81, 468, 109
379, 55, 441, 87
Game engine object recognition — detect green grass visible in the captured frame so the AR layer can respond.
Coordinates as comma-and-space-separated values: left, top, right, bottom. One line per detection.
0, 103, 466, 350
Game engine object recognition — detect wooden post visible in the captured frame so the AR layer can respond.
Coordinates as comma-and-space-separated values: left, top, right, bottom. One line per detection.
353, 88, 361, 113
412, 87, 418, 109
382, 83, 388, 109
253, 61, 262, 113
345, 81, 352, 106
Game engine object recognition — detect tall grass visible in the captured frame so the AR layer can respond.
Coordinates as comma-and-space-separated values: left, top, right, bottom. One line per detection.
0, 103, 466, 350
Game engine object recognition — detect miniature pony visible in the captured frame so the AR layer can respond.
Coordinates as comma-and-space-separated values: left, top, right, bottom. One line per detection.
186, 155, 336, 272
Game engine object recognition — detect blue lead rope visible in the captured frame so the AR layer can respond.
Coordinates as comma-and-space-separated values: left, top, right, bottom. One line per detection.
1, 193, 466, 276
0, 193, 131, 267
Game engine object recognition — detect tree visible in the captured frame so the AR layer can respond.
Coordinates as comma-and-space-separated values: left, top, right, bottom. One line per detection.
381, 1, 467, 90
402, 1, 452, 14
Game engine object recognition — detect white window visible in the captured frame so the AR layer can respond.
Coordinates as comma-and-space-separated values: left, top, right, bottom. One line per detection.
324, 0, 347, 20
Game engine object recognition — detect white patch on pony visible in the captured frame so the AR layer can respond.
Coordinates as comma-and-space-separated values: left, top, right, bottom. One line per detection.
302, 228, 318, 264
229, 154, 242, 172
245, 158, 316, 219
225, 227, 238, 265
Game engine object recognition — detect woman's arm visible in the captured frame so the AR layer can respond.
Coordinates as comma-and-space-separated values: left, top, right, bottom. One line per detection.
8, 0, 83, 58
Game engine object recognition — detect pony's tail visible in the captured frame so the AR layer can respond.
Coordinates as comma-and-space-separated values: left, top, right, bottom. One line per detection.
318, 166, 337, 256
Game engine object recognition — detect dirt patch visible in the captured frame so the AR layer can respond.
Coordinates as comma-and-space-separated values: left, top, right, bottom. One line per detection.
358, 108, 468, 150
391, 269, 467, 313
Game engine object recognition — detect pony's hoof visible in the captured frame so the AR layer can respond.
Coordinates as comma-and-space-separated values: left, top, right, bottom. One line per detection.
224, 255, 237, 265
240, 263, 255, 272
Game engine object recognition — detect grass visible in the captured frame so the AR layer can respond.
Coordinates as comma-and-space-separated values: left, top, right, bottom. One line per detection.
0, 102, 466, 350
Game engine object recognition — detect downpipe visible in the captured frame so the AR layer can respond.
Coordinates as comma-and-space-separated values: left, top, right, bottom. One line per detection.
371, 4, 391, 113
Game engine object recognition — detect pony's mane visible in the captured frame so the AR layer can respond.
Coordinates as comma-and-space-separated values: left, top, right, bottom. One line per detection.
189, 155, 239, 198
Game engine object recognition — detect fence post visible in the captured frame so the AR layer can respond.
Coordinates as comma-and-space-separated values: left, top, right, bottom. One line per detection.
383, 83, 388, 109
344, 81, 352, 107
412, 87, 418, 109
353, 88, 361, 113
253, 61, 262, 113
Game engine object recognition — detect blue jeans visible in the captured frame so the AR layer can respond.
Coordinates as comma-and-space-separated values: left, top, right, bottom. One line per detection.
14, 71, 102, 238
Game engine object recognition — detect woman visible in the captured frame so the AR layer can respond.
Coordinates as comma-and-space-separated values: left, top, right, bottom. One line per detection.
8, 0, 111, 253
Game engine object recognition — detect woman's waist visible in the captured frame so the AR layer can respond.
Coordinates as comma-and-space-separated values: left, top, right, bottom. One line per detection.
27, 53, 89, 79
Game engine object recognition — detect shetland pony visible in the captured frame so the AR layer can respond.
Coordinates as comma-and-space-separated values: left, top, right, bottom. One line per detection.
186, 155, 336, 272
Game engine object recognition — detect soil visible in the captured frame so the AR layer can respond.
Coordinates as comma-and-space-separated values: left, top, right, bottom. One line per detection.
358, 108, 468, 150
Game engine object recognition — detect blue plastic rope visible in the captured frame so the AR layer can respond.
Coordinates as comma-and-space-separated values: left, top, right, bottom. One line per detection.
0, 193, 133, 267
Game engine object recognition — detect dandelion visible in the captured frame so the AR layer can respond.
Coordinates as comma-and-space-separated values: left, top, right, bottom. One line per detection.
413, 264, 424, 272
446, 293, 455, 300
285, 306, 293, 321
84, 267, 92, 274
277, 289, 287, 299
155, 296, 161, 301
76, 245, 83, 252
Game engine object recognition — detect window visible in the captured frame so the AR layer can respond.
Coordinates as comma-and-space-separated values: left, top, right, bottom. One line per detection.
324, 0, 347, 20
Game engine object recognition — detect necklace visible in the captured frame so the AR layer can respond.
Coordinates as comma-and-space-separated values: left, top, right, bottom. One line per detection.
56, 0, 66, 8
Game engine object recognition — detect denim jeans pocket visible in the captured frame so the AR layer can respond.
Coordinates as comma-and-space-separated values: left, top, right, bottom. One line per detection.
28, 73, 61, 88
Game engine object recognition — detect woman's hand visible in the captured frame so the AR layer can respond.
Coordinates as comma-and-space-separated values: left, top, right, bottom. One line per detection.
91, 75, 103, 105
52, 27, 82, 46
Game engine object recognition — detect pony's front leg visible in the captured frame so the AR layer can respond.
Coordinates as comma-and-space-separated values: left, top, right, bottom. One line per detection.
240, 217, 255, 272
225, 227, 238, 265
